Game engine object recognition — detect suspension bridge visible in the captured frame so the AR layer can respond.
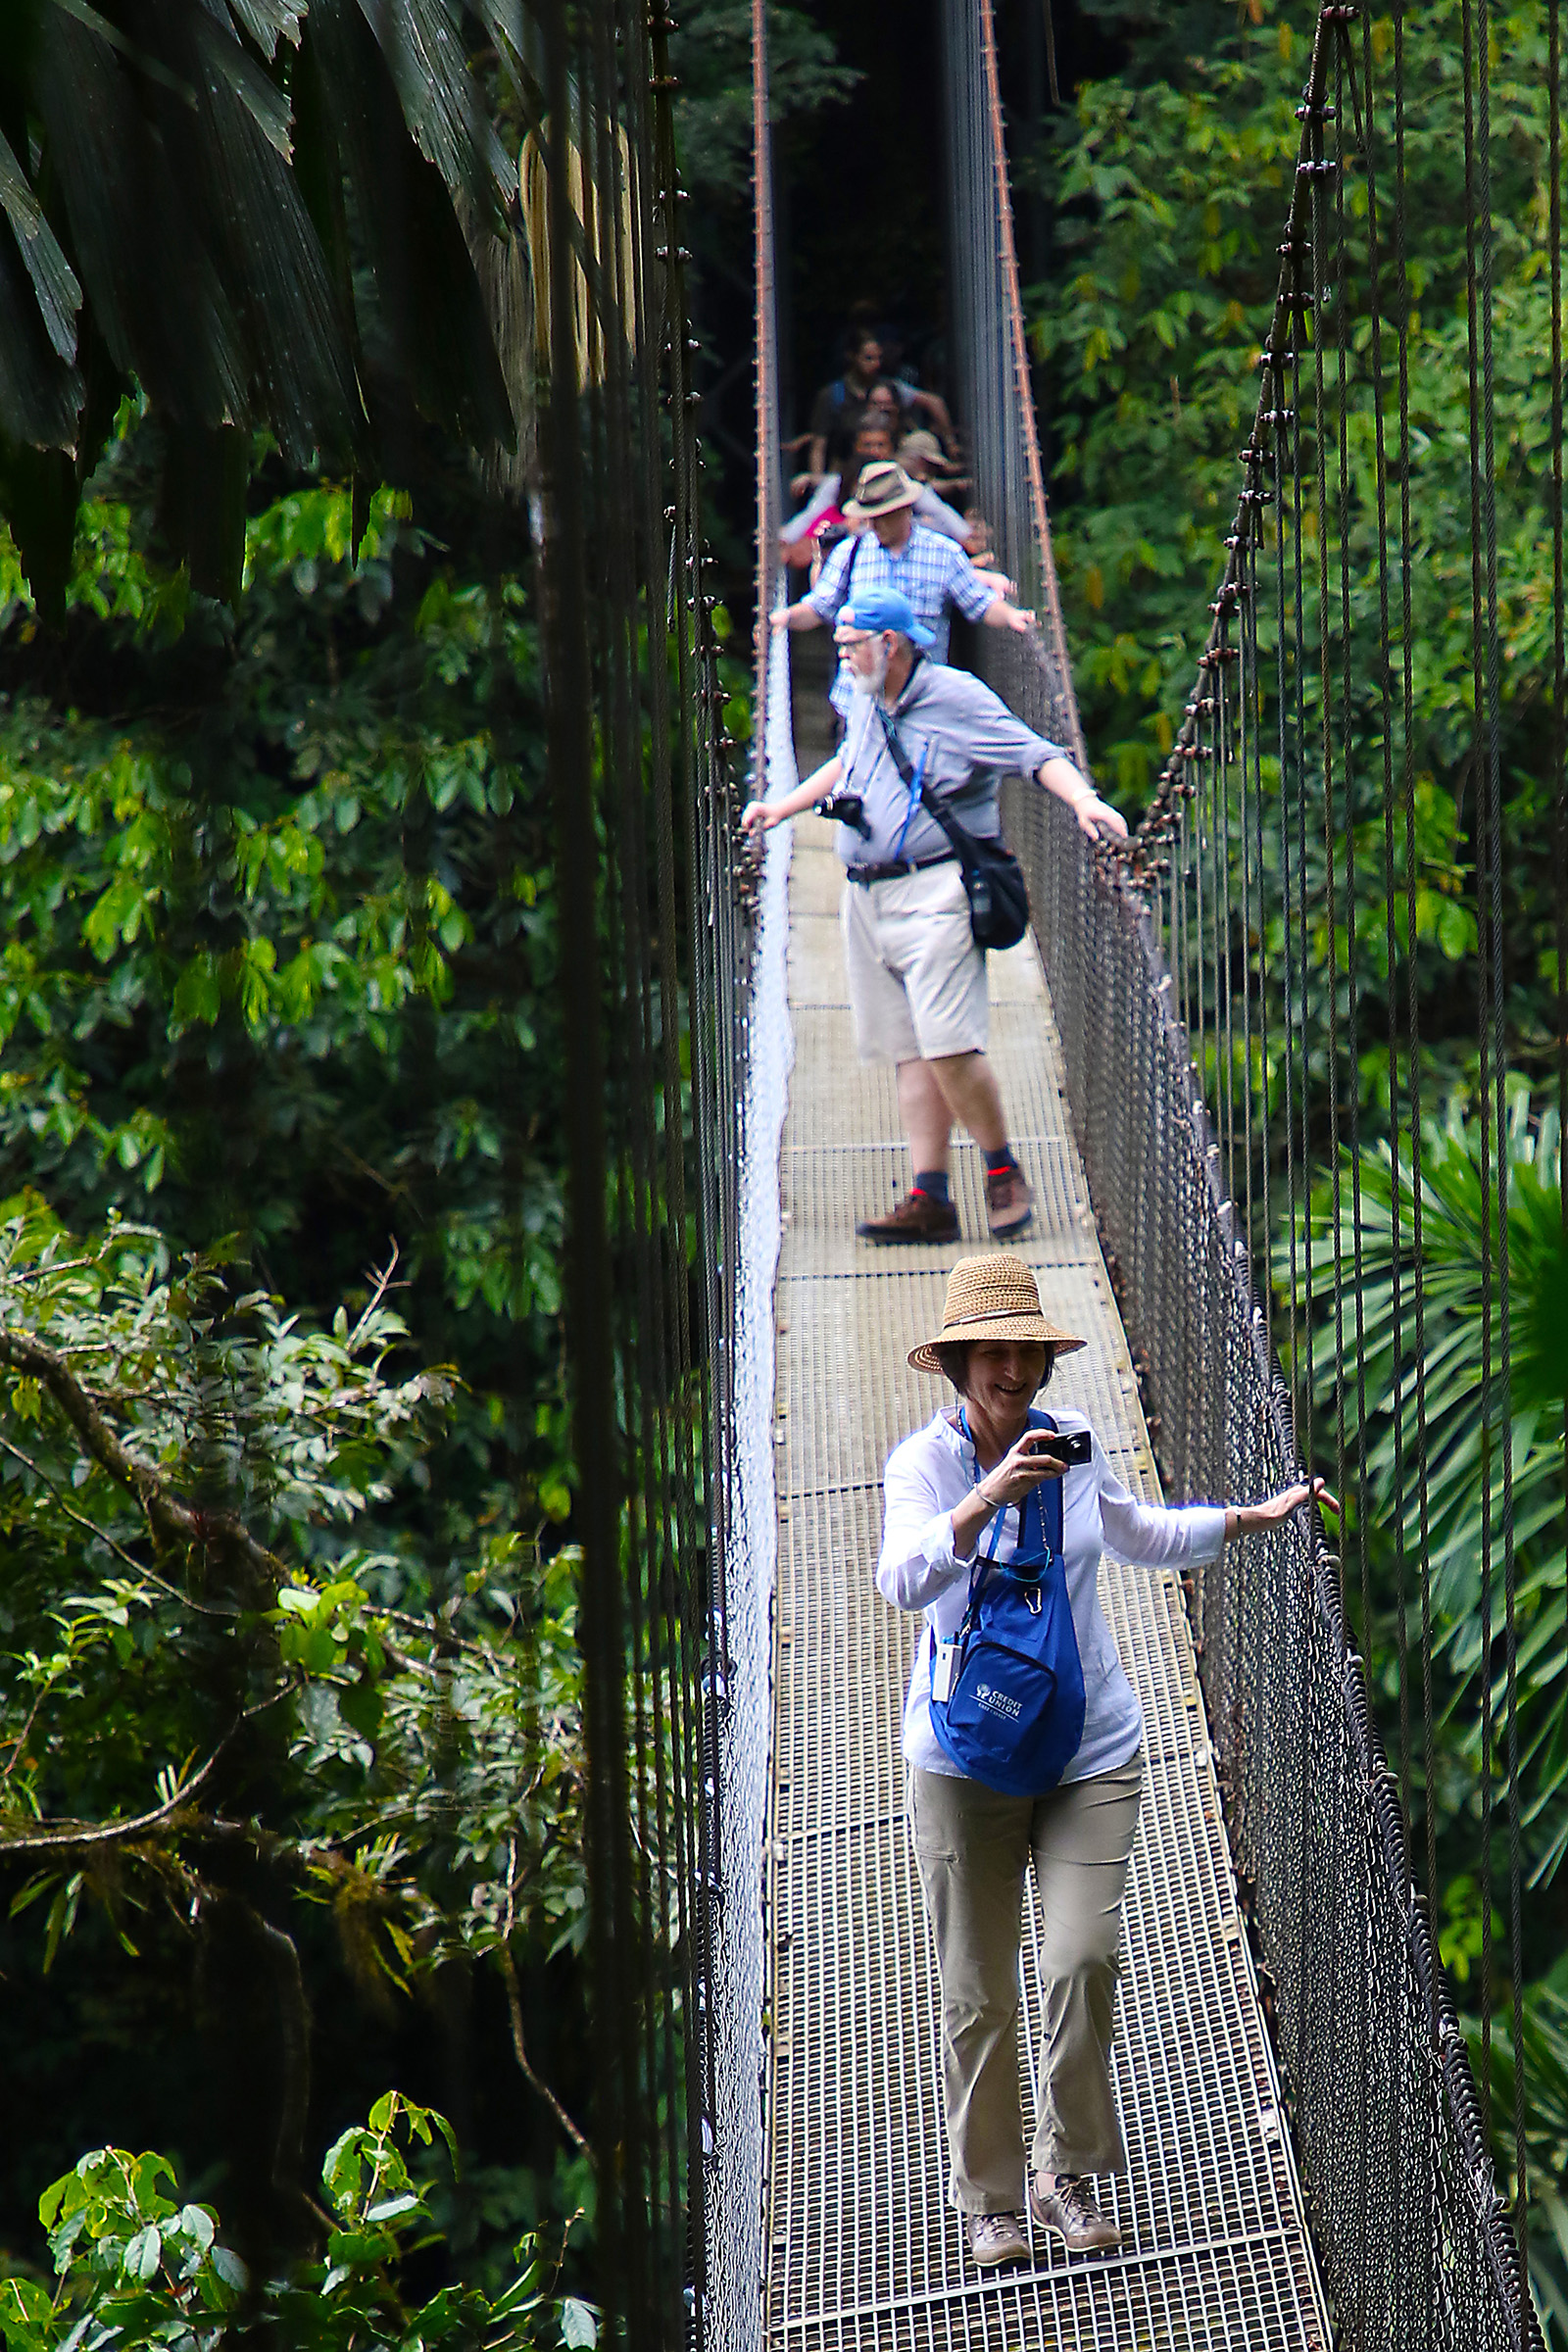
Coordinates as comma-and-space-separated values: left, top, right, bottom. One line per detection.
529, 0, 1557, 2345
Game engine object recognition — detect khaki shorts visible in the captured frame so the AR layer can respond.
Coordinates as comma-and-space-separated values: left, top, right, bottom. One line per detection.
841, 859, 989, 1064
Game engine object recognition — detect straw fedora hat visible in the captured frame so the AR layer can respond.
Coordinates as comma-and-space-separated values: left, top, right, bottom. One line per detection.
843, 461, 921, 521
907, 1253, 1087, 1373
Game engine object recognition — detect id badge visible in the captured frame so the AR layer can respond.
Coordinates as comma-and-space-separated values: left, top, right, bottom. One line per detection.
932, 1639, 958, 1704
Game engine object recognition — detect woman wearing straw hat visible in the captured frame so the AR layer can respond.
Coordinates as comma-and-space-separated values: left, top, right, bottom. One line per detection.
878, 1253, 1327, 2269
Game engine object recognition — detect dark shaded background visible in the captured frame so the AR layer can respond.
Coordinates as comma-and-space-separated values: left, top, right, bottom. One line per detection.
694, 0, 1127, 610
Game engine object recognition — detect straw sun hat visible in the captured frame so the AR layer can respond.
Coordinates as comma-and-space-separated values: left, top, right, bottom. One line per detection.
907, 1254, 1087, 1374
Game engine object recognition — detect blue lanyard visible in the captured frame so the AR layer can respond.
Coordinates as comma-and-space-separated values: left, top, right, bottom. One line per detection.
958, 1406, 1024, 1564
889, 739, 929, 863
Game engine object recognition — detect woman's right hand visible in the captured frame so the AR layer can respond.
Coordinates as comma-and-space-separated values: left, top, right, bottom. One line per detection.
977, 1427, 1069, 1510
741, 799, 777, 838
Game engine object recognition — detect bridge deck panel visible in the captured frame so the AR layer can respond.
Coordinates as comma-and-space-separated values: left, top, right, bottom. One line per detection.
765, 807, 1331, 2351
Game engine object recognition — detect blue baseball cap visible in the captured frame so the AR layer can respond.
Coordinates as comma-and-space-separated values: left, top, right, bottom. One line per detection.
838, 587, 935, 649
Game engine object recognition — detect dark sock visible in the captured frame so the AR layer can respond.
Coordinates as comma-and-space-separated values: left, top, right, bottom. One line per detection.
912, 1169, 950, 1204
983, 1148, 1018, 1175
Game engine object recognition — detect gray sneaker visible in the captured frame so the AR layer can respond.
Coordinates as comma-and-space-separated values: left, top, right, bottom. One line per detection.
965, 2209, 1029, 2267
1028, 2174, 1121, 2251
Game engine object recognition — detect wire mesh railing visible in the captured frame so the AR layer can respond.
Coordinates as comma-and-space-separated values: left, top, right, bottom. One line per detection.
943, 0, 1544, 2344
532, 0, 763, 2340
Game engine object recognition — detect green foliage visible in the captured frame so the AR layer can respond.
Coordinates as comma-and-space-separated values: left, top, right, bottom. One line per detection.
0, 1186, 592, 1990
1284, 1089, 1568, 1888
1466, 1967, 1568, 2344
1031, 0, 1562, 869
0, 456, 568, 1496
1026, 11, 1302, 795
0, 430, 604, 2268
1284, 1087, 1568, 2332
0, 2094, 584, 2351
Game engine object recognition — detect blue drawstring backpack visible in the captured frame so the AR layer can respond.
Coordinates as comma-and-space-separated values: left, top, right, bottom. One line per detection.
928, 1408, 1086, 1795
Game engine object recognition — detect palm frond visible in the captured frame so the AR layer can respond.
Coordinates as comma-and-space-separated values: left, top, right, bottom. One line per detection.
354, 0, 512, 210
1280, 1087, 1568, 1879
0, 124, 81, 365
172, 12, 361, 465
221, 0, 306, 58
305, 0, 516, 452
33, 10, 251, 430
0, 0, 525, 598
0, 225, 82, 449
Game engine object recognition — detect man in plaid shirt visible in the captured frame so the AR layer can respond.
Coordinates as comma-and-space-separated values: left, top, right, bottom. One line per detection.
771, 463, 1032, 717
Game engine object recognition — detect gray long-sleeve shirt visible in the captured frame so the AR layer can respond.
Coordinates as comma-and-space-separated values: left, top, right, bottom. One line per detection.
833, 658, 1063, 868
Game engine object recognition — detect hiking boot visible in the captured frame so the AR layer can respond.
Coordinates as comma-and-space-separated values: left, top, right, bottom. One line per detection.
965, 2210, 1029, 2268
856, 1190, 959, 1246
1028, 2174, 1121, 2252
985, 1163, 1035, 1236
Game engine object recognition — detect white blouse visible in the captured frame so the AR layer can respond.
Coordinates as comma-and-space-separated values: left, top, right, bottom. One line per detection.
876, 1406, 1226, 1787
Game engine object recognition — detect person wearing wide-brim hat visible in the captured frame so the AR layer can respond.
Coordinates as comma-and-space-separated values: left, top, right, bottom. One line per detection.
878, 1254, 1329, 2270
764, 461, 1030, 736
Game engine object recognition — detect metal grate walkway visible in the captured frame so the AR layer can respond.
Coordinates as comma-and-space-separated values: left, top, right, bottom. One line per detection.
762, 665, 1333, 2352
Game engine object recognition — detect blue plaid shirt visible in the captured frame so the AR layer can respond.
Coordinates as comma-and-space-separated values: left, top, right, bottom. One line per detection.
806, 524, 997, 713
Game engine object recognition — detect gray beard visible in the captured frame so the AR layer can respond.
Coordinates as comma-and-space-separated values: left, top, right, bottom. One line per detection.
851, 649, 890, 702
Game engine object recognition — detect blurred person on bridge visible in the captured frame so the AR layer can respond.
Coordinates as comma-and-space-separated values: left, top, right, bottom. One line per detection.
742, 588, 1124, 1243
770, 462, 1027, 732
781, 426, 983, 570
801, 324, 955, 486
880, 1254, 1329, 2267
896, 426, 966, 502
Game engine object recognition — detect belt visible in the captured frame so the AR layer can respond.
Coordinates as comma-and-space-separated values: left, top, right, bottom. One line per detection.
846, 852, 958, 887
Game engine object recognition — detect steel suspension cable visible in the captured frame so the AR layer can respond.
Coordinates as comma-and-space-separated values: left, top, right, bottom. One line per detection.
1388, 0, 1440, 1936
1458, 0, 1503, 2166
1352, 0, 1412, 1858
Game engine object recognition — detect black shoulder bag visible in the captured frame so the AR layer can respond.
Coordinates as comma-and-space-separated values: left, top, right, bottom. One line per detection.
877, 707, 1031, 953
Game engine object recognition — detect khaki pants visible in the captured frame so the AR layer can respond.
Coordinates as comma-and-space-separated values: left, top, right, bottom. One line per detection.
840, 862, 989, 1063
908, 1757, 1144, 2212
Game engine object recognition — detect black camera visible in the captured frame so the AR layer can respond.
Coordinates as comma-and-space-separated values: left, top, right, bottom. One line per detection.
819, 789, 870, 839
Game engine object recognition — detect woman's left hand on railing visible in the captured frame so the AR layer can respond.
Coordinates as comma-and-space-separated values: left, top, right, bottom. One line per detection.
1224, 1475, 1339, 1541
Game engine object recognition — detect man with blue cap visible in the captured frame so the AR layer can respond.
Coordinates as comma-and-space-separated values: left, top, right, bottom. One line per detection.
743, 588, 1126, 1243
